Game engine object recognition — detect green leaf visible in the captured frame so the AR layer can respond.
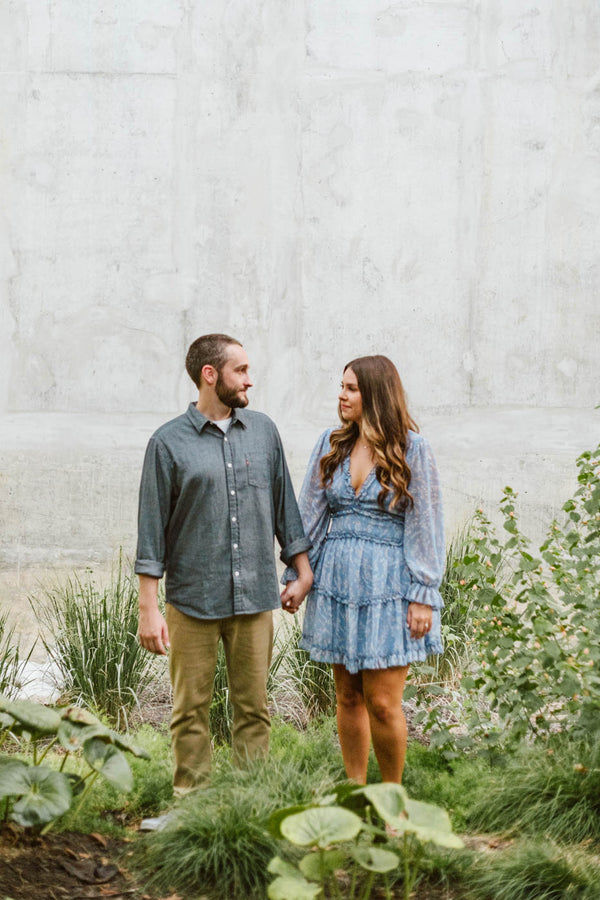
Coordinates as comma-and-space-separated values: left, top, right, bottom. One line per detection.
281, 807, 362, 848
111, 731, 151, 759
0, 760, 33, 798
83, 739, 133, 791
0, 712, 15, 730
351, 846, 399, 873
268, 876, 321, 900
10, 767, 72, 827
354, 782, 408, 823
60, 706, 103, 726
0, 700, 61, 735
300, 849, 347, 881
269, 804, 316, 839
57, 720, 113, 753
402, 798, 464, 849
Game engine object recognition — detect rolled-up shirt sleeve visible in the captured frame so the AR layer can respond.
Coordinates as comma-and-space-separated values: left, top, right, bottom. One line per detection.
272, 428, 312, 565
135, 437, 174, 579
403, 437, 445, 609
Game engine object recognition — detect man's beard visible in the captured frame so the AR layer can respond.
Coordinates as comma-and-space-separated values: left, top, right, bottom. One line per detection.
215, 374, 249, 409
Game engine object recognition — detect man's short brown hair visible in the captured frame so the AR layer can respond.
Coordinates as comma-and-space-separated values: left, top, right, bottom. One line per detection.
185, 334, 242, 388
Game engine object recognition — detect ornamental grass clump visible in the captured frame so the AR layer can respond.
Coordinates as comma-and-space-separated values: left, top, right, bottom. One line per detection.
132, 749, 342, 899
467, 734, 600, 845
0, 610, 32, 700
33, 555, 163, 729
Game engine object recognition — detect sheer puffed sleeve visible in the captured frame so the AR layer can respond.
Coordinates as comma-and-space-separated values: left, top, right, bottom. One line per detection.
282, 428, 333, 583
402, 435, 445, 609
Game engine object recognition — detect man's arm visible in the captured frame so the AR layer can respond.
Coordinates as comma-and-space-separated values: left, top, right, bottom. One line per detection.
138, 574, 170, 655
280, 551, 313, 614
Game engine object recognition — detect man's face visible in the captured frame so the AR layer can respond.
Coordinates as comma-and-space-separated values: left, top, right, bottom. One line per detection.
215, 344, 253, 408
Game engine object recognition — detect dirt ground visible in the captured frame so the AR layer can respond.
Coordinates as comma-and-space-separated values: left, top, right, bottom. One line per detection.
0, 826, 172, 900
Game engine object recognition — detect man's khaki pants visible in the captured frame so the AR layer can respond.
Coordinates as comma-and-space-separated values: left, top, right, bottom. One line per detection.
166, 605, 273, 793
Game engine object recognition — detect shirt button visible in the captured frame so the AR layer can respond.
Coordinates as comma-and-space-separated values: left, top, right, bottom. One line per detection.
233, 543, 238, 549
234, 571, 240, 577
227, 463, 232, 468
231, 516, 236, 523
224, 437, 228, 442
230, 490, 235, 495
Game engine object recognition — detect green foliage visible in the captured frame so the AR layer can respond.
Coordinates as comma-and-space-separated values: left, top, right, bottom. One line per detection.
268, 782, 463, 900
0, 611, 33, 701
0, 695, 149, 832
33, 554, 165, 728
414, 443, 600, 755
132, 742, 343, 899
468, 735, 600, 845
468, 840, 600, 900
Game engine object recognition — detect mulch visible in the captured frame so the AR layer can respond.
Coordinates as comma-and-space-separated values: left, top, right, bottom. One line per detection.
0, 826, 175, 900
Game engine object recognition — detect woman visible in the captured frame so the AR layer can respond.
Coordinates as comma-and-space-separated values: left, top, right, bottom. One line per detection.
282, 355, 444, 784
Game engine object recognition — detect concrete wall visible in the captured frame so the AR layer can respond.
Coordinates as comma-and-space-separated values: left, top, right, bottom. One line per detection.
1, 2, 599, 632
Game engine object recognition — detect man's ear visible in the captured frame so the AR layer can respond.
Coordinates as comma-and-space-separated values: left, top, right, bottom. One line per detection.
201, 364, 218, 386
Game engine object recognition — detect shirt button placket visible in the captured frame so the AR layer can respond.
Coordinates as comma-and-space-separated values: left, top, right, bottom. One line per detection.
224, 435, 242, 612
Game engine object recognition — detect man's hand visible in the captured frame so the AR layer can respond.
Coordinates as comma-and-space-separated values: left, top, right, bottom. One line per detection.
407, 602, 433, 640
281, 551, 313, 615
138, 574, 170, 655
281, 575, 312, 614
138, 605, 170, 655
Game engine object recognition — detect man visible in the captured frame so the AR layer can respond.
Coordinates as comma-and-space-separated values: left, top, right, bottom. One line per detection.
136, 333, 312, 797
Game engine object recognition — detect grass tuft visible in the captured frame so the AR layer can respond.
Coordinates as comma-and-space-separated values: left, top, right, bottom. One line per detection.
467, 840, 600, 900
33, 554, 166, 729
467, 736, 600, 845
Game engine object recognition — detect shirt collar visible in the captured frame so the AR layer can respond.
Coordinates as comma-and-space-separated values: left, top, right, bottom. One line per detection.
186, 402, 248, 434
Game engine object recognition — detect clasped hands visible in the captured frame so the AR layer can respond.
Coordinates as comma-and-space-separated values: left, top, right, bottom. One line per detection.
280, 573, 313, 615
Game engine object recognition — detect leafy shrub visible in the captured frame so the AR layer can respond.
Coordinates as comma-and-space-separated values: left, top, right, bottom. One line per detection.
33, 555, 164, 728
0, 695, 149, 832
268, 782, 463, 900
414, 443, 600, 755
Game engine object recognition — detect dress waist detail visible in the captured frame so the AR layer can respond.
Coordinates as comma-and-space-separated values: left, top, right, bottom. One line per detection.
328, 509, 405, 546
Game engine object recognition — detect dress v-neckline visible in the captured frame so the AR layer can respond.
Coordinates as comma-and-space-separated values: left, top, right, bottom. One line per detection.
345, 455, 375, 498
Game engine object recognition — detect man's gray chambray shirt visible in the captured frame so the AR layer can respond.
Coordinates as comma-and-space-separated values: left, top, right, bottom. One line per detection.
135, 403, 311, 619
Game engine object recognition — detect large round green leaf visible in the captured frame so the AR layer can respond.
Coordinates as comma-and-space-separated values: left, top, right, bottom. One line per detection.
57, 720, 113, 752
0, 700, 61, 735
281, 807, 362, 848
351, 846, 399, 873
83, 739, 133, 791
267, 857, 322, 900
10, 767, 72, 827
0, 711, 15, 730
111, 731, 151, 759
299, 849, 347, 882
354, 783, 408, 824
0, 760, 32, 798
61, 706, 103, 726
403, 798, 464, 849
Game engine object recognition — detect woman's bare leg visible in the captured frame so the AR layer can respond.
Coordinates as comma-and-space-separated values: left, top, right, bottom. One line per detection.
362, 666, 410, 783
332, 664, 371, 784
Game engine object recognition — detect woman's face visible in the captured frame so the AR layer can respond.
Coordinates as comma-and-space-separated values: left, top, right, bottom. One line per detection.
338, 367, 363, 423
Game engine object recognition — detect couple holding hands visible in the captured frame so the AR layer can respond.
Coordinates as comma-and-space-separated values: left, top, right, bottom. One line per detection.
136, 333, 444, 797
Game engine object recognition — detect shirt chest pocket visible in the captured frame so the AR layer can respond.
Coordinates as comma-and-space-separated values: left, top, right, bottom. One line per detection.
244, 454, 271, 489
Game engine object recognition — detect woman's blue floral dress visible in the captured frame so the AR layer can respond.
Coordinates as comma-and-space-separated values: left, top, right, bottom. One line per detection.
287, 428, 445, 674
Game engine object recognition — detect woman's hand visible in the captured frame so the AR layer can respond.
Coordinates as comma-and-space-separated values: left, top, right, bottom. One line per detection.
280, 575, 313, 614
407, 602, 432, 640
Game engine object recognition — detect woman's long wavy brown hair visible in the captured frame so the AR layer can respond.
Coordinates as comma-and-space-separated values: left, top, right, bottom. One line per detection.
320, 355, 419, 510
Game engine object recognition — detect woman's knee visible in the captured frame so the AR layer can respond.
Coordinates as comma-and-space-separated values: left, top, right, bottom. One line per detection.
365, 693, 401, 725
336, 685, 366, 711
